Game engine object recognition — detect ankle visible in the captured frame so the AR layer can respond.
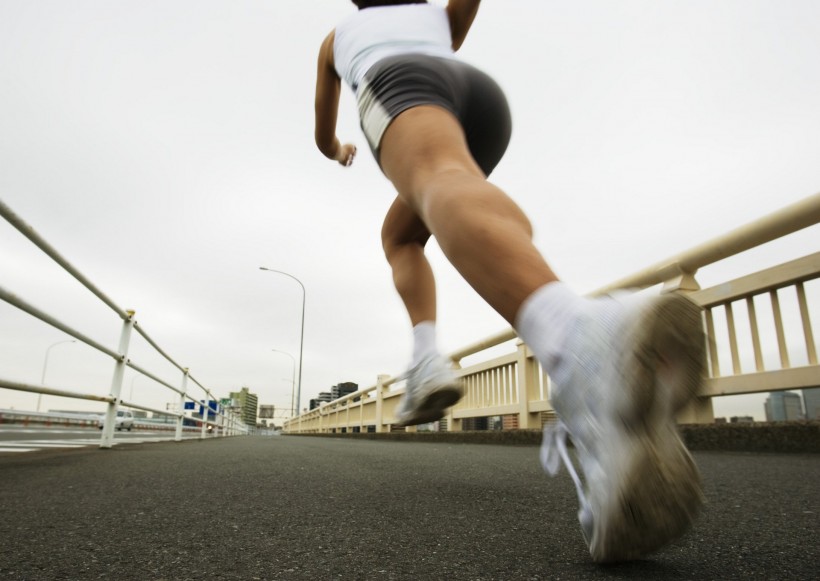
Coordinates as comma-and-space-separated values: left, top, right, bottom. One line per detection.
514, 282, 585, 371
411, 320, 439, 367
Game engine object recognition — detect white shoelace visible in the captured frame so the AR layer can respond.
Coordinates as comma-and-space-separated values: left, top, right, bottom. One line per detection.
540, 423, 591, 515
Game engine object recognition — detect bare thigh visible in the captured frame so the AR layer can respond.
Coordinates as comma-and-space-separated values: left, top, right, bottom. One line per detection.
377, 104, 554, 324
379, 105, 486, 217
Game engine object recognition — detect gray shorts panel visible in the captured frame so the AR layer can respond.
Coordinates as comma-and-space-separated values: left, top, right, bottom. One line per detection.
357, 54, 512, 175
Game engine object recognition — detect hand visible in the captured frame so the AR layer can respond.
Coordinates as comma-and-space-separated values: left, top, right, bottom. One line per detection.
334, 143, 357, 167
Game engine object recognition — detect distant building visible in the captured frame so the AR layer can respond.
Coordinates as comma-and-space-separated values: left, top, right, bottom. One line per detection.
764, 391, 803, 422
229, 387, 259, 426
331, 382, 358, 401
729, 416, 754, 424
802, 387, 820, 420
306, 383, 361, 411
310, 391, 333, 411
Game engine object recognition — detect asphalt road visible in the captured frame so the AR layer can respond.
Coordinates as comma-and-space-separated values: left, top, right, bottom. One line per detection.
0, 436, 817, 580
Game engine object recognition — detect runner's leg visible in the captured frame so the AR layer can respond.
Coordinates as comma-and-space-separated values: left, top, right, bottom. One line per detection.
379, 105, 559, 325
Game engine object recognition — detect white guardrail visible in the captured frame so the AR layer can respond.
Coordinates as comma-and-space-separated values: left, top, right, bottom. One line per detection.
285, 193, 820, 435
0, 198, 250, 448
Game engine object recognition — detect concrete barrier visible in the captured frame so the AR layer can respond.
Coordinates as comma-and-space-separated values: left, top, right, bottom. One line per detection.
680, 420, 820, 453
286, 421, 820, 453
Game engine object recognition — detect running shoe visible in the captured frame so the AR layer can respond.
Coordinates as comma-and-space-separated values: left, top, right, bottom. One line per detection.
540, 291, 706, 562
395, 355, 464, 427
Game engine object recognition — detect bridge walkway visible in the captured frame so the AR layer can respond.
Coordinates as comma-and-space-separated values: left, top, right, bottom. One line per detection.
0, 436, 817, 580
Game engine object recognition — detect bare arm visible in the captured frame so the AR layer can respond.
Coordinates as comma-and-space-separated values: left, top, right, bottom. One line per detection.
447, 0, 480, 51
314, 31, 356, 166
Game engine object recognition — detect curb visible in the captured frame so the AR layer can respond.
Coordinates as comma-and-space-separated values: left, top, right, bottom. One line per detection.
284, 420, 820, 453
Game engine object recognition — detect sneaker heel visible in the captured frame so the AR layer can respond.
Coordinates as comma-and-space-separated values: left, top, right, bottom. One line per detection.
653, 294, 707, 414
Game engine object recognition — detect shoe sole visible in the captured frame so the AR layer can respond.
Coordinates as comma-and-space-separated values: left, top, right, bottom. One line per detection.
622, 292, 707, 420
591, 292, 706, 562
395, 383, 464, 427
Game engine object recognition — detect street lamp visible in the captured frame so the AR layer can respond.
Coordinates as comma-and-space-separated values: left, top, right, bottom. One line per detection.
259, 267, 305, 416
129, 375, 141, 402
38, 339, 76, 412
272, 349, 296, 418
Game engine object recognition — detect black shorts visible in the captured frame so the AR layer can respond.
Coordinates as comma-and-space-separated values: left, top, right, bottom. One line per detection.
357, 54, 512, 176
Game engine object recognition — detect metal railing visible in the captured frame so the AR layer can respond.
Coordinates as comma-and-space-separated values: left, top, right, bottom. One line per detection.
0, 198, 250, 447
285, 193, 820, 434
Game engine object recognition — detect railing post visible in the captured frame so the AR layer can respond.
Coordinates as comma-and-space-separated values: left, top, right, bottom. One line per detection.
662, 271, 701, 293
200, 399, 208, 439
175, 369, 189, 442
375, 374, 389, 433
516, 340, 542, 429
448, 414, 463, 432
100, 310, 136, 449
444, 360, 462, 432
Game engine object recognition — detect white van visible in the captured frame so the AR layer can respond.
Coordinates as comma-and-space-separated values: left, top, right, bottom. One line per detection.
97, 410, 135, 431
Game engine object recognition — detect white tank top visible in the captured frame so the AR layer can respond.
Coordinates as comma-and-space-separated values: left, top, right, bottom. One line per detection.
334, 4, 456, 93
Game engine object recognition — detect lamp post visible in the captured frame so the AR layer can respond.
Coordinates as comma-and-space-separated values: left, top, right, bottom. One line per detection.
259, 267, 305, 416
271, 349, 296, 418
129, 375, 140, 402
38, 339, 76, 412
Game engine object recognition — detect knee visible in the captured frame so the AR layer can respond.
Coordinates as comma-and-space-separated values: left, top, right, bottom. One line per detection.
381, 229, 429, 264
381, 212, 431, 260
382, 235, 429, 271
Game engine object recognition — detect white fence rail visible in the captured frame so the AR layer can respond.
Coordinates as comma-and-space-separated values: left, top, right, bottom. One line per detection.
286, 193, 820, 434
0, 198, 249, 447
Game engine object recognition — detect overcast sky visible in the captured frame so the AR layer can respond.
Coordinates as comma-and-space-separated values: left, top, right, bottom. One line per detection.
1, 0, 818, 423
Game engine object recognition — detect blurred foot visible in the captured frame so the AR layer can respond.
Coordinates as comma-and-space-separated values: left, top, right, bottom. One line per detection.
541, 292, 706, 562
395, 355, 464, 427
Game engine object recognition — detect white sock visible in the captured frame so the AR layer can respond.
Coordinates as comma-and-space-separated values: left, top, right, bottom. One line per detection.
411, 320, 439, 367
514, 282, 586, 374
